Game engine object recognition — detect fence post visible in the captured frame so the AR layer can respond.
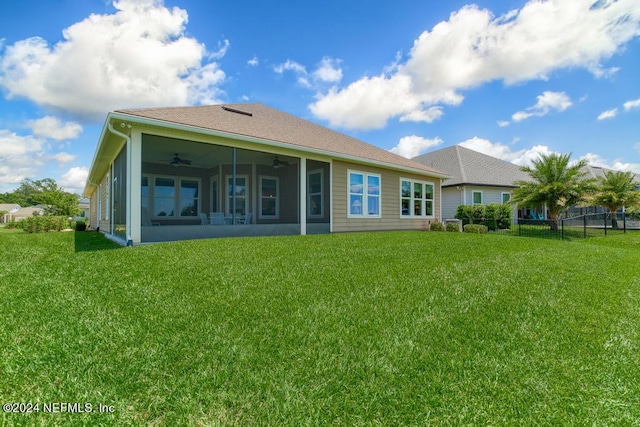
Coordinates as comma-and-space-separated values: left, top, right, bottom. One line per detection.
583, 215, 587, 238
623, 212, 626, 234
604, 213, 607, 236
561, 218, 564, 240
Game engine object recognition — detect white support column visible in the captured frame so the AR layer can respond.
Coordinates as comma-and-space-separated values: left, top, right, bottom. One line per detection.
300, 156, 307, 235
129, 129, 142, 244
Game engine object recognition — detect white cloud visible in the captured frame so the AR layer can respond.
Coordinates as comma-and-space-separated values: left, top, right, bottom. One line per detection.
399, 106, 444, 123
390, 135, 443, 158
511, 91, 573, 122
51, 152, 77, 165
0, 129, 47, 192
310, 0, 640, 130
27, 116, 82, 140
597, 108, 618, 120
312, 57, 343, 83
497, 120, 510, 127
0, 0, 227, 119
275, 57, 343, 88
59, 166, 88, 194
274, 59, 310, 87
247, 56, 259, 67
623, 98, 640, 111
580, 152, 640, 173
459, 136, 555, 166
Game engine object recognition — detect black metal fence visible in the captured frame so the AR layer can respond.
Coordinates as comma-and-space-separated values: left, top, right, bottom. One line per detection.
496, 213, 639, 240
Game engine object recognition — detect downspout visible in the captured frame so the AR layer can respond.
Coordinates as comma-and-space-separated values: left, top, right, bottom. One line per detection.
107, 123, 133, 246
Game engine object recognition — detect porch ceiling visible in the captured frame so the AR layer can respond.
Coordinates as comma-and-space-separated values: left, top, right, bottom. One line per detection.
142, 134, 299, 169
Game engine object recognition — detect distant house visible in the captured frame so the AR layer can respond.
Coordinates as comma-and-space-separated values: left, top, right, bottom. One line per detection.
413, 145, 532, 220
84, 103, 449, 245
567, 165, 640, 216
13, 206, 45, 221
0, 204, 21, 223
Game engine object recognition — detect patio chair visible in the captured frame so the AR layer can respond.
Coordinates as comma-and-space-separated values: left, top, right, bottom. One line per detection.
239, 213, 252, 225
199, 212, 209, 225
210, 212, 225, 225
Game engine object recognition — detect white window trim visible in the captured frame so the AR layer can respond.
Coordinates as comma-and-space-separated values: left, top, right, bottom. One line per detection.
259, 175, 279, 219
225, 174, 249, 216
347, 170, 381, 218
472, 190, 483, 206
307, 169, 323, 218
400, 178, 435, 218
146, 174, 202, 220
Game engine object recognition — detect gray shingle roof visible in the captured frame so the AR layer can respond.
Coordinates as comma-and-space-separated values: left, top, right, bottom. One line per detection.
115, 103, 448, 177
412, 145, 531, 187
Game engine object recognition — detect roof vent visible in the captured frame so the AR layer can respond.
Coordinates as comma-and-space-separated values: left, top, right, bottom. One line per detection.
222, 106, 253, 117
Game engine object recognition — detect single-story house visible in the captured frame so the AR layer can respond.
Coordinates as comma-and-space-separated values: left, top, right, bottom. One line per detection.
0, 203, 21, 223
412, 145, 534, 220
13, 206, 45, 221
83, 103, 449, 245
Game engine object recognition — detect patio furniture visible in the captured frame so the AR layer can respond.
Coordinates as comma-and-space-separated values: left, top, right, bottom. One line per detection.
199, 212, 209, 225
210, 212, 225, 225
237, 213, 252, 225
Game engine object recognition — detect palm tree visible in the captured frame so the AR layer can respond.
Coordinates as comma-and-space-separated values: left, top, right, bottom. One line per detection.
511, 153, 595, 231
584, 170, 640, 228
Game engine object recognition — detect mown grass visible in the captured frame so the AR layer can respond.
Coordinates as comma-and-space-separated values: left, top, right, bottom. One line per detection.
1, 230, 639, 425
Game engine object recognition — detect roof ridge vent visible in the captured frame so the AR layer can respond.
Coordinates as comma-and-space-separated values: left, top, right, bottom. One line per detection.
222, 106, 253, 117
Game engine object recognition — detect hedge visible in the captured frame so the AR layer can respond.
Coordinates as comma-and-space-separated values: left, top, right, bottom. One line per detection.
455, 203, 512, 230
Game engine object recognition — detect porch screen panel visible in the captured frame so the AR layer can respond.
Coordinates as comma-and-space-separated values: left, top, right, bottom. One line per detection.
154, 178, 175, 217
112, 147, 127, 240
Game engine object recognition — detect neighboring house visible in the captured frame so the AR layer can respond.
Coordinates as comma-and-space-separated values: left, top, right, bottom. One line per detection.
0, 204, 21, 223
84, 103, 449, 245
13, 206, 45, 221
567, 165, 640, 216
77, 197, 90, 219
412, 145, 533, 220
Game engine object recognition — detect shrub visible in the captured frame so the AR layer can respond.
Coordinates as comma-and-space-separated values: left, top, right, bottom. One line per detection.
75, 220, 87, 231
20, 216, 72, 233
464, 224, 488, 234
456, 203, 512, 230
445, 222, 461, 232
430, 221, 444, 232
4, 221, 20, 229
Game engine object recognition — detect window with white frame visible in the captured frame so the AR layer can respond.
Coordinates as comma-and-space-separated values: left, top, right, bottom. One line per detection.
154, 177, 175, 217
226, 175, 248, 215
307, 169, 323, 218
501, 192, 511, 204
146, 175, 201, 218
472, 191, 483, 205
259, 176, 279, 219
400, 178, 434, 217
348, 171, 381, 217
179, 179, 199, 216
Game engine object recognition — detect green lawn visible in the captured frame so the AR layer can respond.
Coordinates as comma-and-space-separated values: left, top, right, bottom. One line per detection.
1, 230, 639, 425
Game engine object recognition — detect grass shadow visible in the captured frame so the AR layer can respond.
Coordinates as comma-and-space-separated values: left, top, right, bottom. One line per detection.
74, 231, 122, 253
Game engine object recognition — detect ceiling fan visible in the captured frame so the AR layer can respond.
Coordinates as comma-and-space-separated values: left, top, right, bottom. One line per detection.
170, 153, 192, 167
271, 156, 290, 169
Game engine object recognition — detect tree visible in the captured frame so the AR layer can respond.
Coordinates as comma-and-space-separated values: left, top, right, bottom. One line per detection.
5, 178, 80, 217
511, 153, 595, 231
583, 170, 640, 228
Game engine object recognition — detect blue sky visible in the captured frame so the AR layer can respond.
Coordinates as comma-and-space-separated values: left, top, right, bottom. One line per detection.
1, 0, 639, 194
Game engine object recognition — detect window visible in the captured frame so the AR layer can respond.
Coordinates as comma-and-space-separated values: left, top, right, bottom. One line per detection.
147, 176, 201, 219
260, 176, 279, 219
179, 179, 199, 216
227, 175, 248, 215
401, 178, 434, 217
501, 192, 511, 204
472, 191, 483, 205
154, 177, 175, 217
348, 171, 381, 217
308, 170, 323, 218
